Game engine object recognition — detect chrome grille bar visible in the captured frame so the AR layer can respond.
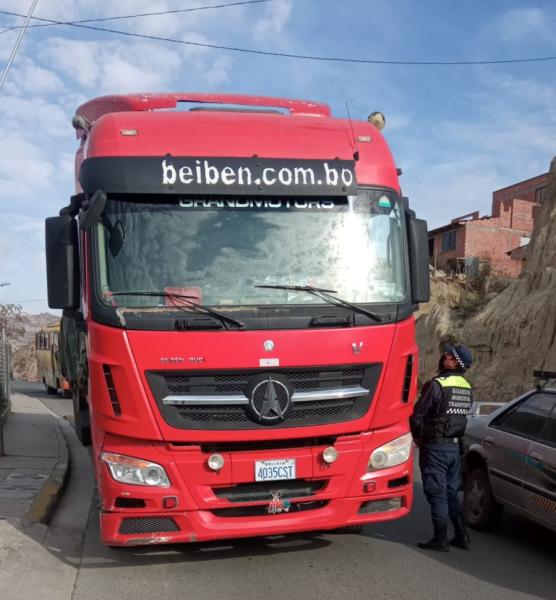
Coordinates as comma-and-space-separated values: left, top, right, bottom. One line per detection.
162, 386, 368, 406
291, 386, 368, 402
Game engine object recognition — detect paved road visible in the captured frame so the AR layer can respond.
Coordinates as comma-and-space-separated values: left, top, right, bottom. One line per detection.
16, 382, 556, 600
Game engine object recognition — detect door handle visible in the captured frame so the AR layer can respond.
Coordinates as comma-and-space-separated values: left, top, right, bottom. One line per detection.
529, 452, 543, 463
484, 436, 495, 446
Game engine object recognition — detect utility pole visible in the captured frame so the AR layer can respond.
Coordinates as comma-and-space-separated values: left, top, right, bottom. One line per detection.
0, 0, 39, 92
0, 327, 5, 456
0, 283, 10, 455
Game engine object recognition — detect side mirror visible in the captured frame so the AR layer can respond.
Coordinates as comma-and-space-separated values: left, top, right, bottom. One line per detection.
45, 216, 80, 309
407, 214, 430, 304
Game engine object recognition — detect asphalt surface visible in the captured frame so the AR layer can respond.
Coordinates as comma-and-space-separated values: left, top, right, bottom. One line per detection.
14, 381, 556, 600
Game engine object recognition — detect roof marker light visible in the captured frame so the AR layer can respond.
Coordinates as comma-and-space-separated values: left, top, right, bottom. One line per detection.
120, 129, 139, 136
367, 112, 386, 131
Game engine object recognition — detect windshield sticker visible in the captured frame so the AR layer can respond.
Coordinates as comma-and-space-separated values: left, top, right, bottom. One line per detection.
178, 198, 337, 210
378, 196, 391, 208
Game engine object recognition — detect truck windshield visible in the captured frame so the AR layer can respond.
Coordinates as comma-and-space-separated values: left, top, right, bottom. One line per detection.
95, 189, 407, 308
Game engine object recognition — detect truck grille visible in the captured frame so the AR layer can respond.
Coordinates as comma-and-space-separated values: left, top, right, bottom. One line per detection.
213, 479, 326, 503
212, 500, 328, 517
164, 368, 365, 395
147, 364, 381, 430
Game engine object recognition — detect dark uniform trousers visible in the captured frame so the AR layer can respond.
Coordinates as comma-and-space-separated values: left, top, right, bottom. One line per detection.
419, 442, 463, 522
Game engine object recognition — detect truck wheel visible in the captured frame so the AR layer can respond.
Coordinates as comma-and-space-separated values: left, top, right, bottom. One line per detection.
72, 390, 91, 446
464, 467, 501, 530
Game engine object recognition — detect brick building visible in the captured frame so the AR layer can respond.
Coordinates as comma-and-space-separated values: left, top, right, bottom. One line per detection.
429, 173, 548, 277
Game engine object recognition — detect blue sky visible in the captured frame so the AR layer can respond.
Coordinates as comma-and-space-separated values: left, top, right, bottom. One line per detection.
1, 0, 555, 314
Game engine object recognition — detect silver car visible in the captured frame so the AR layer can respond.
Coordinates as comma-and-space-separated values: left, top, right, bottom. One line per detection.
462, 371, 556, 532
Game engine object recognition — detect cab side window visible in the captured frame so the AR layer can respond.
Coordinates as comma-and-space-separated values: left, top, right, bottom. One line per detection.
492, 393, 556, 441
537, 404, 556, 449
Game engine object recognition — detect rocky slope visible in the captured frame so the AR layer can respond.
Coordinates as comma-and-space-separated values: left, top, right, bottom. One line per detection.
6, 312, 58, 382
416, 157, 556, 401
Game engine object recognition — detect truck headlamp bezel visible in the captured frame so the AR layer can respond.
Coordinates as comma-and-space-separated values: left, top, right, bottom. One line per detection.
101, 451, 171, 487
368, 433, 413, 471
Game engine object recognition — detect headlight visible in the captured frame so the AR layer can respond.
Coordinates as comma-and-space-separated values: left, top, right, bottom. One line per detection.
368, 433, 413, 471
101, 452, 170, 487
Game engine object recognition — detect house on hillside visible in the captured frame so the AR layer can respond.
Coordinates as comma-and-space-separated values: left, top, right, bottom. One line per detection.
428, 173, 548, 277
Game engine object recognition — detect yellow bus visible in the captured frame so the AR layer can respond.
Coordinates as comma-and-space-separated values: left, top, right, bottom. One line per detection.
36, 322, 71, 397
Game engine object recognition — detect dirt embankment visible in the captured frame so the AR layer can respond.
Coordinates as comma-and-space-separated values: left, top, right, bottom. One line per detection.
416, 157, 556, 401
6, 313, 58, 382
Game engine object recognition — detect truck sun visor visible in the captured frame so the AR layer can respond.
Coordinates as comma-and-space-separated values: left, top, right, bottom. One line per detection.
79, 156, 358, 196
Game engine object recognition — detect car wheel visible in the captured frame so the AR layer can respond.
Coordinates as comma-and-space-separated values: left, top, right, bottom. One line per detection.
46, 385, 57, 395
464, 467, 501, 530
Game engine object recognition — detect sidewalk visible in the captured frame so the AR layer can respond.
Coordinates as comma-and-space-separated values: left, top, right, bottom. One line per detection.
0, 391, 90, 600
0, 392, 69, 525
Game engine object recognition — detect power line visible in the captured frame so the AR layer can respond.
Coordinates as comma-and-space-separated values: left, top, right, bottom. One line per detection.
0, 299, 47, 303
0, 0, 39, 92
0, 1, 272, 34
0, 7, 555, 66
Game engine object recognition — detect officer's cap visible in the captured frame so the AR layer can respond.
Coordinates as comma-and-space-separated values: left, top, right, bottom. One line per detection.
443, 343, 473, 370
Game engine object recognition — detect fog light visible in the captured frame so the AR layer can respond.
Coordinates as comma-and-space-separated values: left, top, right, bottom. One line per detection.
208, 453, 225, 471
358, 497, 402, 514
163, 496, 178, 509
322, 446, 338, 464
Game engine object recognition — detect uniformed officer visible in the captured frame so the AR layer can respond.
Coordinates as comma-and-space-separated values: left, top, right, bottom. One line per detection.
410, 343, 474, 552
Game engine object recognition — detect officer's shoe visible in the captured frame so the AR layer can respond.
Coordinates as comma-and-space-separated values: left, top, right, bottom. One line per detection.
418, 521, 449, 552
450, 517, 471, 550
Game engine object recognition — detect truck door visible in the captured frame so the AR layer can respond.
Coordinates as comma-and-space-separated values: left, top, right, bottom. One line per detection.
524, 397, 556, 530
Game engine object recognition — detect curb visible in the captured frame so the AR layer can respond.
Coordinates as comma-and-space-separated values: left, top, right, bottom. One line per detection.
22, 416, 70, 526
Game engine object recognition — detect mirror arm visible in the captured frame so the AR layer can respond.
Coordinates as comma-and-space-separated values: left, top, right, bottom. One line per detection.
79, 189, 107, 230
60, 193, 85, 217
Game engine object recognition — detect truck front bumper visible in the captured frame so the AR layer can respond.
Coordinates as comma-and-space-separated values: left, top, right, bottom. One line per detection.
97, 425, 413, 547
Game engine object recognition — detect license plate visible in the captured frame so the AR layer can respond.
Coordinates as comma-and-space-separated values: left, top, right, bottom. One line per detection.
255, 459, 296, 482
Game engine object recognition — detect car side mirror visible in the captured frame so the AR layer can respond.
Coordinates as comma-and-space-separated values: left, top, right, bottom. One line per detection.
406, 210, 430, 304
45, 215, 80, 309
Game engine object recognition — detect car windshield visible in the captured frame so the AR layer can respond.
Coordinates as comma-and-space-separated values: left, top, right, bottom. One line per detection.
95, 189, 408, 308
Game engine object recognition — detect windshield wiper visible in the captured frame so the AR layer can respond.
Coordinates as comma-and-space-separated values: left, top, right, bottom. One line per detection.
255, 284, 383, 323
106, 291, 245, 329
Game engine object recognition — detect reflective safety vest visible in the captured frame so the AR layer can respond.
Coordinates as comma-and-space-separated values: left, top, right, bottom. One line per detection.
425, 375, 473, 440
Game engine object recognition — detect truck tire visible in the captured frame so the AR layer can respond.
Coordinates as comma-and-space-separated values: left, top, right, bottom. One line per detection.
464, 467, 501, 530
72, 390, 91, 446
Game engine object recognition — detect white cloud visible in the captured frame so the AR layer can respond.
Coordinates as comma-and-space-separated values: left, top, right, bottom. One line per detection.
253, 0, 292, 42
4, 60, 64, 95
42, 35, 233, 94
494, 8, 555, 44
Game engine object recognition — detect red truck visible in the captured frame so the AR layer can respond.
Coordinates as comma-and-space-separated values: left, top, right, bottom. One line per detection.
45, 93, 430, 547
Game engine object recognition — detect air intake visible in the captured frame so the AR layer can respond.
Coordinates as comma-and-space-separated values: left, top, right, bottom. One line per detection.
103, 365, 122, 416
119, 517, 179, 535
401, 355, 413, 403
